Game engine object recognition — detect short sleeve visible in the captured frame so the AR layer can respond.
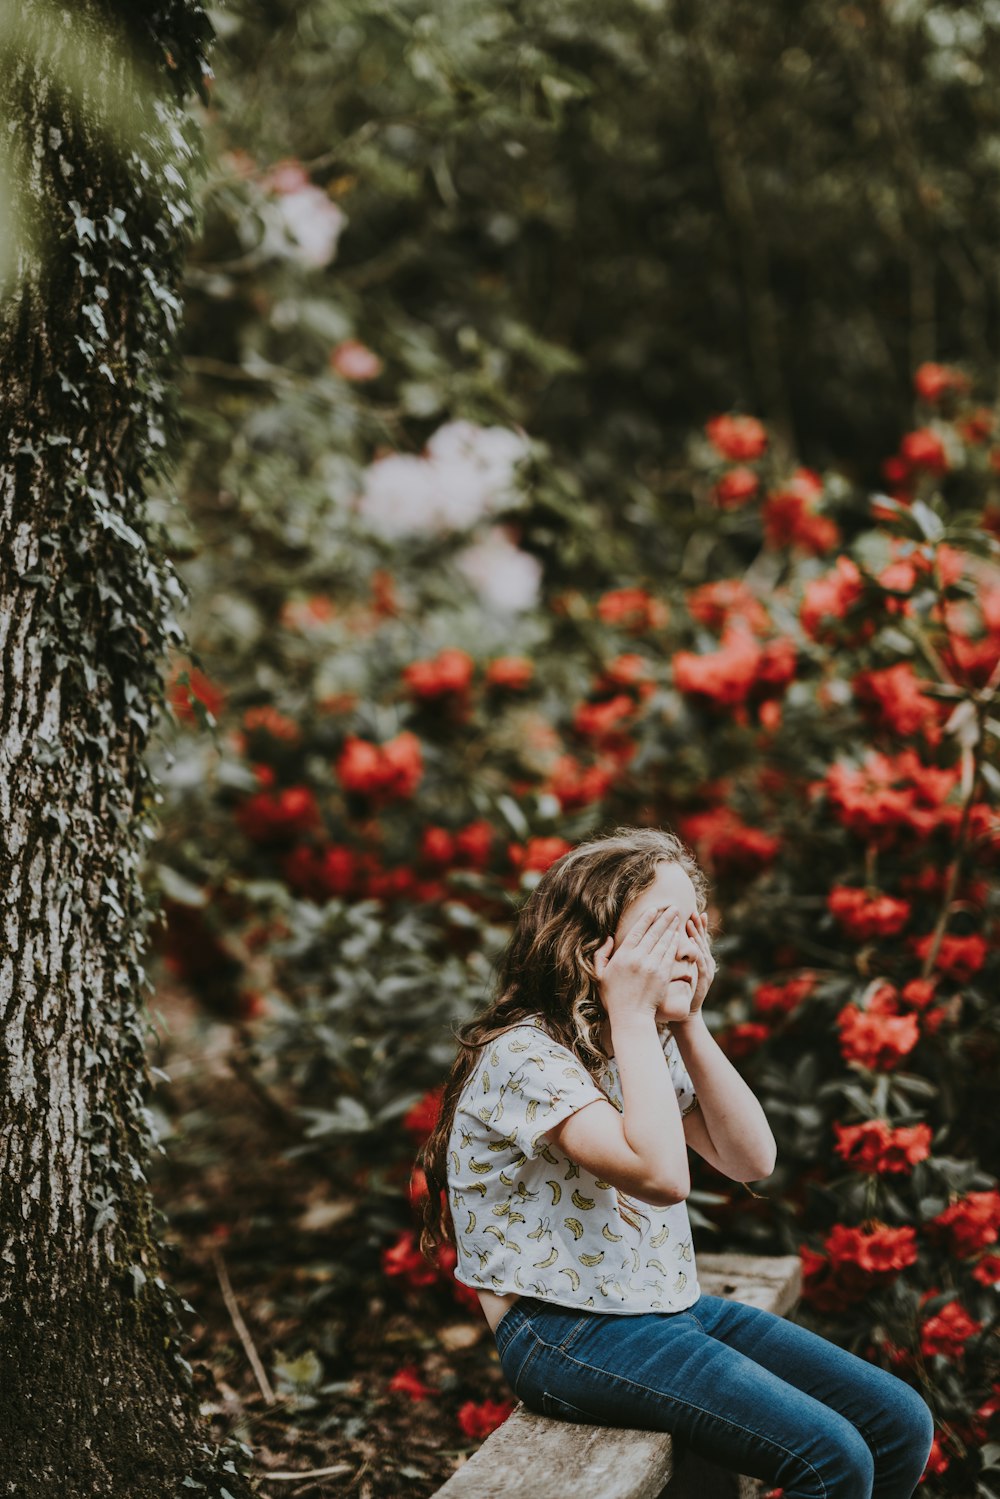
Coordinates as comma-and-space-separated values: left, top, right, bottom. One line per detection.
662, 1027, 699, 1117
480, 1027, 607, 1160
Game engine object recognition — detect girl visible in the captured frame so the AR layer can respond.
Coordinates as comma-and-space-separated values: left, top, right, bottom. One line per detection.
418, 826, 934, 1498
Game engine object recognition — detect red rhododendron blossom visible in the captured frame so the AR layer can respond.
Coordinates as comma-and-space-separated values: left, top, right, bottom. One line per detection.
167, 663, 226, 725
922, 1433, 951, 1478
672, 628, 797, 715
836, 1004, 920, 1071
402, 648, 476, 700
335, 731, 423, 802
827, 886, 911, 941
705, 413, 768, 461
711, 465, 761, 509
421, 826, 455, 866
799, 556, 869, 643
454, 820, 495, 868
833, 1120, 932, 1176
913, 362, 971, 403
956, 407, 995, 444
572, 692, 637, 741
752, 973, 817, 1016
762, 469, 839, 555
282, 842, 358, 900
596, 652, 656, 699
508, 836, 574, 874
852, 663, 943, 744
909, 931, 988, 982
456, 1398, 516, 1440
919, 1300, 982, 1361
820, 750, 960, 848
243, 704, 302, 742
925, 1190, 1000, 1258
381, 1229, 439, 1288
281, 594, 337, 631
686, 580, 771, 636
545, 754, 615, 812
388, 1365, 440, 1401
330, 337, 384, 382
484, 656, 534, 690
678, 806, 781, 877
828, 1221, 919, 1276
801, 1222, 919, 1311
899, 428, 949, 475
403, 1088, 445, 1143
972, 1254, 1000, 1286
720, 1021, 770, 1058
236, 785, 321, 843
595, 587, 669, 632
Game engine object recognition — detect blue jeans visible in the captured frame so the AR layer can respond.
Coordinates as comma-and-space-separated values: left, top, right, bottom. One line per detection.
494, 1293, 935, 1499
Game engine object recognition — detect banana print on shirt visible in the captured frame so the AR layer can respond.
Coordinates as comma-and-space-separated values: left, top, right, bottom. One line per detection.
447, 1018, 701, 1314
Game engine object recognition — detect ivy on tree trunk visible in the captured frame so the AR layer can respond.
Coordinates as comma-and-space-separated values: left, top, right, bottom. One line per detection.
0, 2, 252, 1493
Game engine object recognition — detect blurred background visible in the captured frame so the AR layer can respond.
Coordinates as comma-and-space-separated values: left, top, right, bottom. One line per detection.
142, 2, 1000, 1494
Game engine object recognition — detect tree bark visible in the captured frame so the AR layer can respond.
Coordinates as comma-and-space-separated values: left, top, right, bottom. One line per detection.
0, 3, 251, 1494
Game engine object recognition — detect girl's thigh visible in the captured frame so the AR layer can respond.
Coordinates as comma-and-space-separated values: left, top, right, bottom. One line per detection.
502, 1300, 884, 1499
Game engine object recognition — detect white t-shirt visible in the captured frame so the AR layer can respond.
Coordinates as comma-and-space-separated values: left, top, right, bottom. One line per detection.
448, 1016, 701, 1314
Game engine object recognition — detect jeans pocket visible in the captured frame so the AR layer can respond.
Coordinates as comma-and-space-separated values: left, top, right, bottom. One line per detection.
541, 1390, 602, 1423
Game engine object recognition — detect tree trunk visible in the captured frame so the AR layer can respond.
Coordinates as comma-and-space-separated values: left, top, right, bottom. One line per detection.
0, 4, 252, 1494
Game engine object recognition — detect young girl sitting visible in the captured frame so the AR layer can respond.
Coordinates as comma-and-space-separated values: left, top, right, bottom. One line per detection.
418, 825, 934, 1499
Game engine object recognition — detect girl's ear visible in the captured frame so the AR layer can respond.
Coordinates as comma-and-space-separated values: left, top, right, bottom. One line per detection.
593, 934, 614, 978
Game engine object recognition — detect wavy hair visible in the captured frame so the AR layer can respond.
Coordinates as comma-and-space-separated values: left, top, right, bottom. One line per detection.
417, 823, 711, 1262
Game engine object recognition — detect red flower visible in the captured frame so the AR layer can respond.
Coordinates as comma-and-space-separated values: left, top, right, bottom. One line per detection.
836, 1004, 920, 1071
403, 1088, 445, 1144
719, 1021, 770, 1057
236, 785, 321, 843
899, 428, 949, 475
382, 1229, 439, 1288
710, 465, 761, 509
925, 1190, 1000, 1258
388, 1365, 440, 1401
544, 754, 615, 812
686, 580, 771, 635
972, 1253, 1000, 1286
833, 1120, 932, 1175
799, 556, 869, 644
820, 750, 960, 848
167, 662, 226, 725
801, 1222, 918, 1310
595, 587, 669, 632
402, 648, 475, 700
752, 973, 817, 1016
508, 836, 574, 874
913, 362, 971, 403
852, 663, 943, 744
922, 1433, 950, 1478
456, 1398, 515, 1440
243, 704, 302, 742
909, 932, 988, 982
705, 413, 769, 461
827, 886, 911, 941
919, 1299, 982, 1361
335, 731, 424, 802
454, 820, 496, 868
678, 806, 781, 877
762, 469, 839, 555
572, 693, 637, 741
485, 656, 534, 690
281, 594, 337, 631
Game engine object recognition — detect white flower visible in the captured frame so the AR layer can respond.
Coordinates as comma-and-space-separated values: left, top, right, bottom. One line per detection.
355, 419, 531, 536
453, 526, 542, 613
273, 186, 347, 268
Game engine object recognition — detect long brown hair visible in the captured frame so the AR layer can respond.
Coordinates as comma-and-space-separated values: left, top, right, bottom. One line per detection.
416, 824, 711, 1263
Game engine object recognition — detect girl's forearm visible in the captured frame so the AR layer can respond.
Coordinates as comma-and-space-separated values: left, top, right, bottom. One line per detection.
612, 1011, 691, 1201
671, 1014, 776, 1179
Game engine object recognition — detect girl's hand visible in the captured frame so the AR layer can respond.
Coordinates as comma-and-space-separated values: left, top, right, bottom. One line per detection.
674, 912, 715, 1020
592, 905, 685, 1023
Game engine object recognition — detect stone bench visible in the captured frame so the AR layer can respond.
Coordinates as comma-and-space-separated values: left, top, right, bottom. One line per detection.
432, 1253, 802, 1499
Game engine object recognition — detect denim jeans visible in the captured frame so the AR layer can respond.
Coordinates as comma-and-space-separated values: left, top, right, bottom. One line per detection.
494, 1293, 935, 1499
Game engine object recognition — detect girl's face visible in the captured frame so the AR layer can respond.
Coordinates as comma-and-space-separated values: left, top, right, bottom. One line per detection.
611, 861, 703, 1025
